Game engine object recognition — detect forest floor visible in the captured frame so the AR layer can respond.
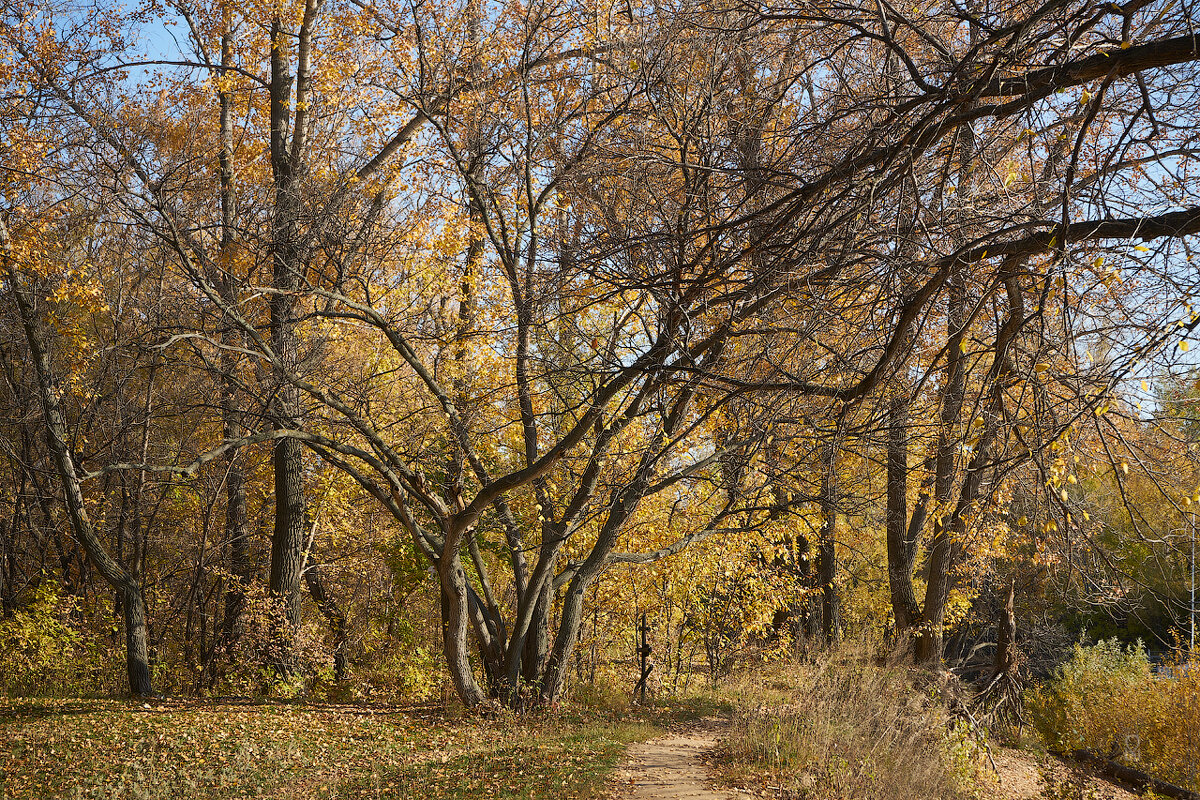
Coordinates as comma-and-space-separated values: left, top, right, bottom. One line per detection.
0, 696, 1143, 800
0, 695, 691, 800
987, 747, 1138, 800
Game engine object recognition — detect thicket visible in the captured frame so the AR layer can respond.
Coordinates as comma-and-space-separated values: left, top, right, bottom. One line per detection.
1028, 639, 1200, 792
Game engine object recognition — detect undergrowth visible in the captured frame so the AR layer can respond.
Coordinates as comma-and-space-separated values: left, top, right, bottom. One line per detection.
1027, 639, 1200, 792
712, 643, 984, 800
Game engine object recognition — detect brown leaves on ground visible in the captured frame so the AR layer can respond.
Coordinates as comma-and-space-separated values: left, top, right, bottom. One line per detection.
0, 696, 657, 800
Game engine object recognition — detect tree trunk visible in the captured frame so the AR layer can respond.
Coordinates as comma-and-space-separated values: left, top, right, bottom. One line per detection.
439, 552, 488, 707
216, 22, 254, 655
818, 442, 840, 645
886, 397, 921, 635
521, 575, 553, 687
304, 563, 349, 681
540, 571, 592, 705
916, 274, 967, 666
267, 15, 308, 654
993, 580, 1017, 679
3, 246, 153, 697
122, 583, 153, 696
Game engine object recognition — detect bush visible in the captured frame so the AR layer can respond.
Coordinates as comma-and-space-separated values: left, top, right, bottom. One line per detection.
0, 581, 110, 695
1027, 638, 1152, 754
1027, 639, 1200, 791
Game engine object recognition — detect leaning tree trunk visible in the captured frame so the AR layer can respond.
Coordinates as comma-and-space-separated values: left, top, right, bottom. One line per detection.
304, 563, 349, 681
3, 246, 153, 697
439, 550, 488, 707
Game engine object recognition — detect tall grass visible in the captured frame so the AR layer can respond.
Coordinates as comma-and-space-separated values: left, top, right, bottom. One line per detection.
715, 642, 981, 800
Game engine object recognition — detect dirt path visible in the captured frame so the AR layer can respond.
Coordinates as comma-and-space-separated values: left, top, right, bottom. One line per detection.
609, 724, 1140, 800
611, 723, 747, 800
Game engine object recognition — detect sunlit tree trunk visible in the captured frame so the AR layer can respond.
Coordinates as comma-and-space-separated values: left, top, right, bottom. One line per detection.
266, 14, 310, 657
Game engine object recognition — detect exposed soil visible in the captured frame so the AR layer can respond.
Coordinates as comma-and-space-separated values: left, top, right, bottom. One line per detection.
987, 746, 1138, 800
611, 721, 747, 800
610, 723, 1140, 800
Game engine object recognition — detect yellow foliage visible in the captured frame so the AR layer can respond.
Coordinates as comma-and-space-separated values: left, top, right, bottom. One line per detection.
1028, 640, 1200, 791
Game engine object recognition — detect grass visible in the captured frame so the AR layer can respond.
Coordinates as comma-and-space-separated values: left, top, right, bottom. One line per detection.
0, 696, 663, 799
709, 646, 984, 800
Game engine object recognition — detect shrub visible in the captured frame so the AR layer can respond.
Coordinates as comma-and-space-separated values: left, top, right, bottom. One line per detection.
1027, 638, 1153, 754
0, 581, 110, 696
1027, 639, 1200, 791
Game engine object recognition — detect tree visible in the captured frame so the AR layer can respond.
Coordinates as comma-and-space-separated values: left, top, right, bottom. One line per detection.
1, 218, 154, 697
5, 0, 1200, 703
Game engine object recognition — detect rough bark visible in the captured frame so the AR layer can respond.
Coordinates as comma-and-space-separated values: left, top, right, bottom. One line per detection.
520, 573, 552, 686
439, 550, 487, 706
266, 14, 308, 645
886, 397, 921, 634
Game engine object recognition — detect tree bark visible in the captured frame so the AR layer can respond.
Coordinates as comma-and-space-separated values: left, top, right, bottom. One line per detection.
993, 579, 1017, 679
303, 563, 349, 681
818, 441, 840, 645
215, 21, 254, 655
886, 397, 921, 634
2, 244, 153, 697
916, 273, 967, 665
266, 15, 308, 651
439, 551, 488, 707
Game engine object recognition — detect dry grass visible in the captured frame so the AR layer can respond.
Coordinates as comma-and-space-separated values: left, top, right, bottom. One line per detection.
712, 644, 983, 800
